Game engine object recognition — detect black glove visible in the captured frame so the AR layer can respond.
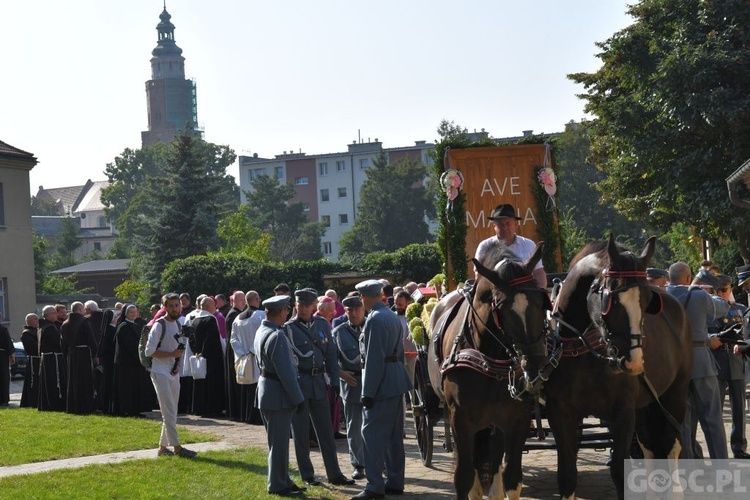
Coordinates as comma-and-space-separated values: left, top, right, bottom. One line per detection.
296, 402, 305, 414
361, 396, 374, 409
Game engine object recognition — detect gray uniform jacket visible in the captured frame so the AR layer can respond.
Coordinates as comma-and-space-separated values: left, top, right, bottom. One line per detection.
332, 321, 363, 403
710, 301, 746, 380
667, 285, 729, 379
254, 319, 304, 411
361, 302, 413, 400
284, 316, 338, 400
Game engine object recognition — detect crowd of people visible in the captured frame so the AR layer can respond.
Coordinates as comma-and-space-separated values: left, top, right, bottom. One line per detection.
1, 279, 423, 498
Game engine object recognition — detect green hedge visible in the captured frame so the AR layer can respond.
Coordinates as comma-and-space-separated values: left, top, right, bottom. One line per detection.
160, 243, 441, 297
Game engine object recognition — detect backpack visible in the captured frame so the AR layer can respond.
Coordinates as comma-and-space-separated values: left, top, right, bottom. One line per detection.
139, 318, 167, 368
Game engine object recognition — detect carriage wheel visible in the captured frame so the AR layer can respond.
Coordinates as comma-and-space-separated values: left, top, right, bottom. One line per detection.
414, 406, 434, 466
412, 364, 434, 466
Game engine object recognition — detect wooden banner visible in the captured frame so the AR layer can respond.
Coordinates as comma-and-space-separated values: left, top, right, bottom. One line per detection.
447, 144, 561, 280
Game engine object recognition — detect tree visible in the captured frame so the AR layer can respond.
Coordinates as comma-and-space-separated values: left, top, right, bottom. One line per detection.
132, 130, 239, 286
33, 234, 87, 295
50, 217, 81, 270
30, 195, 61, 216
556, 121, 642, 242
243, 175, 324, 263
569, 0, 750, 260
101, 133, 239, 258
339, 152, 434, 259
216, 205, 272, 260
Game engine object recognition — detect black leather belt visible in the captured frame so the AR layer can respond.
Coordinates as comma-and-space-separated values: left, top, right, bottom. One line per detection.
261, 371, 280, 381
299, 366, 325, 376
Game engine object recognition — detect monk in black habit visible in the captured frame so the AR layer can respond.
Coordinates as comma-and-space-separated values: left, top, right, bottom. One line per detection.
20, 313, 41, 408
60, 301, 98, 414
38, 305, 67, 411
0, 314, 13, 406
97, 309, 118, 413
111, 304, 152, 416
189, 296, 225, 417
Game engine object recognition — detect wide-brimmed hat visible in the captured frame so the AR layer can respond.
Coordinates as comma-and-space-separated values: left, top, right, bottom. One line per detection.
736, 264, 750, 287
488, 204, 521, 221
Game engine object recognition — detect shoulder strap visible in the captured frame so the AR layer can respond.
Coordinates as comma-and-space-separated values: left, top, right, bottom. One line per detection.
156, 318, 167, 348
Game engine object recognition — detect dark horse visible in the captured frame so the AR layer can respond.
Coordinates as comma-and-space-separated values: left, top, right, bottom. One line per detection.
428, 244, 552, 500
544, 235, 692, 499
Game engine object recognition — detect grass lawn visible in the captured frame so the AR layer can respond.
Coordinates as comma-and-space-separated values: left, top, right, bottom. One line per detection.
0, 448, 346, 499
0, 408, 215, 466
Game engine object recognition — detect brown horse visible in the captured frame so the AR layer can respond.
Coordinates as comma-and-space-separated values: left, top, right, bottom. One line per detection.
544, 235, 692, 499
428, 244, 552, 499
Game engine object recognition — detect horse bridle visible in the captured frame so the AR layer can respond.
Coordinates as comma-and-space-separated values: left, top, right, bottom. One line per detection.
468, 272, 558, 399
595, 269, 648, 350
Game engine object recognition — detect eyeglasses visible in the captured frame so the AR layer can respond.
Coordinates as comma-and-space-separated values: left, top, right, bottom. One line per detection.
164, 293, 179, 300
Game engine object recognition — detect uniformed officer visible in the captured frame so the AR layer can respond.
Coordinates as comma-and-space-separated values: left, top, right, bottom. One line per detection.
332, 295, 366, 480
253, 295, 305, 497
286, 288, 354, 487
710, 275, 749, 458
668, 264, 729, 459
351, 280, 413, 500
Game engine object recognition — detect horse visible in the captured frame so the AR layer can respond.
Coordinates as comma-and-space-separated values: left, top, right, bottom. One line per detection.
427, 243, 553, 500
544, 234, 692, 499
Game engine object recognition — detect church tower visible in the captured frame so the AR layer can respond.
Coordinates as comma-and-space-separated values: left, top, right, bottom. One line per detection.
141, 6, 202, 148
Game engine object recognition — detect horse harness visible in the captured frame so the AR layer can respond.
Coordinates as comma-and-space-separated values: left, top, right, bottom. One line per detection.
436, 275, 559, 400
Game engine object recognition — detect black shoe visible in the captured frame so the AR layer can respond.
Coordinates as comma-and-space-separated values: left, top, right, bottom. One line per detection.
384, 487, 404, 496
330, 475, 356, 486
303, 478, 321, 486
289, 483, 307, 492
734, 451, 750, 459
334, 432, 347, 439
270, 487, 303, 497
352, 467, 365, 480
350, 491, 384, 500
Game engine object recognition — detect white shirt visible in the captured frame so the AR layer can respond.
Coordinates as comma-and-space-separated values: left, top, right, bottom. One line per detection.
475, 234, 543, 271
145, 317, 183, 376
231, 309, 265, 381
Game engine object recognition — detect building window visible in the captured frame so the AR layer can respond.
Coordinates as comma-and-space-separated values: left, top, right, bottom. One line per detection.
323, 242, 332, 255
274, 166, 284, 180
94, 242, 102, 251
319, 162, 328, 176
321, 189, 330, 202
97, 216, 107, 227
359, 158, 369, 169
339, 213, 349, 225
302, 203, 310, 212
0, 183, 5, 226
336, 160, 346, 172
295, 177, 309, 185
338, 187, 347, 198
0, 278, 7, 322
248, 168, 266, 182
321, 215, 330, 227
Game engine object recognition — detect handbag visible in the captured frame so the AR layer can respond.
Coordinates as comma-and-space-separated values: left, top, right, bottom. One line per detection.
189, 355, 207, 379
235, 352, 257, 385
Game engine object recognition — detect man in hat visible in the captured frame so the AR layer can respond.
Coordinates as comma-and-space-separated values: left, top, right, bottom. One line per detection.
286, 288, 354, 487
254, 295, 306, 497
667, 263, 729, 459
351, 280, 413, 500
710, 274, 749, 458
646, 267, 669, 289
475, 203, 547, 288
332, 295, 367, 480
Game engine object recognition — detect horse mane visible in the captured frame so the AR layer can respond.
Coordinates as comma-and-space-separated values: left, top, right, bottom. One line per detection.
475, 238, 523, 270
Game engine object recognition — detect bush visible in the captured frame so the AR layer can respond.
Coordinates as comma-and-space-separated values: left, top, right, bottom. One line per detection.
161, 255, 344, 298
360, 243, 441, 283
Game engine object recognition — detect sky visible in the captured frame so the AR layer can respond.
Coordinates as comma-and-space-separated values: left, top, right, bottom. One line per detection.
0, 0, 634, 194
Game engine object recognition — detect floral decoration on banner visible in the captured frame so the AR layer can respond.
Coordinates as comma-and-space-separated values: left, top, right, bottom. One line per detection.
440, 169, 464, 201
537, 166, 557, 208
